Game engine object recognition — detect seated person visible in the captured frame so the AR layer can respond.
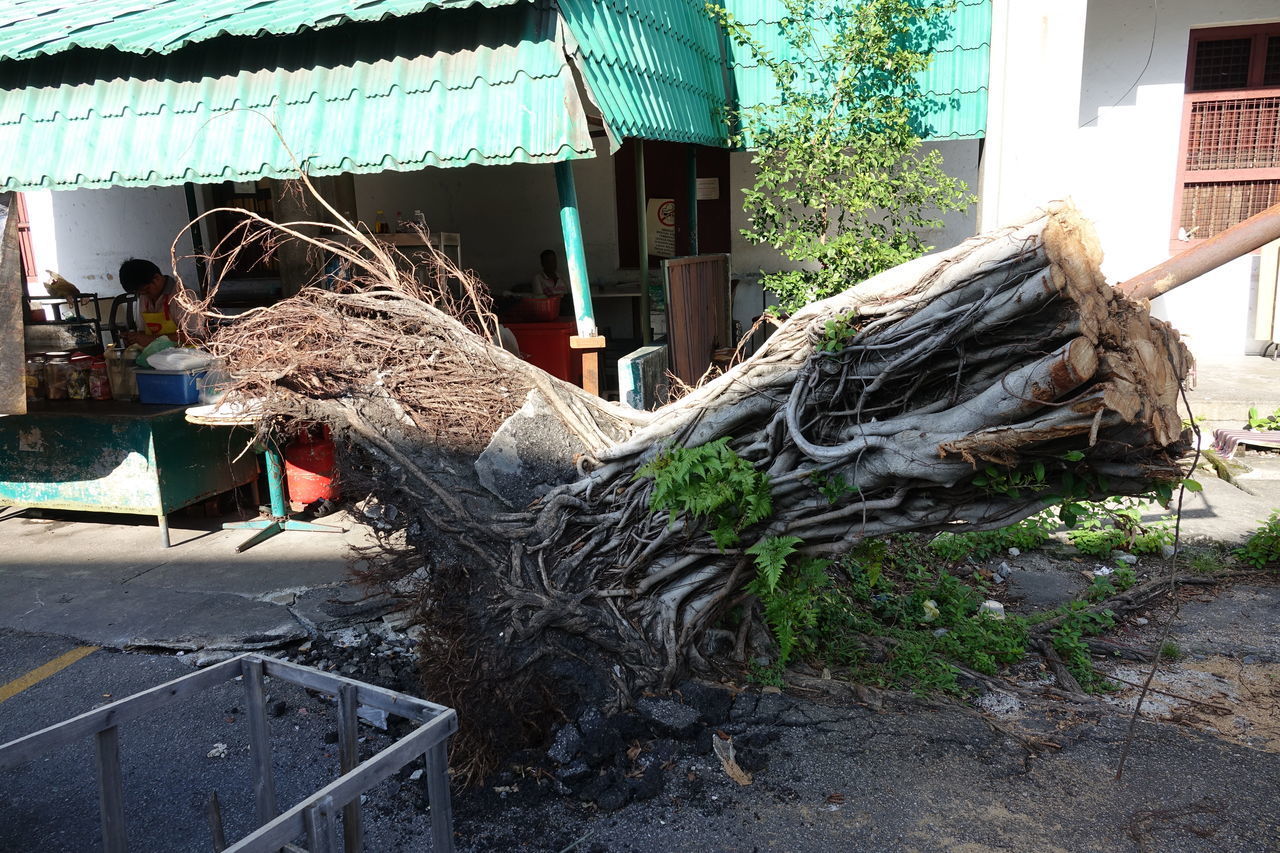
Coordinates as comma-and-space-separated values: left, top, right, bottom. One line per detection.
118, 258, 203, 346
532, 249, 568, 299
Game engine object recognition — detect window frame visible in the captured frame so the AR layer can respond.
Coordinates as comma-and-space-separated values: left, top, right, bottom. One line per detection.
13, 192, 37, 286
1171, 22, 1280, 252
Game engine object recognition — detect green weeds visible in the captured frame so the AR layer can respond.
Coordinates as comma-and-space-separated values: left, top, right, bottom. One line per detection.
1234, 511, 1280, 569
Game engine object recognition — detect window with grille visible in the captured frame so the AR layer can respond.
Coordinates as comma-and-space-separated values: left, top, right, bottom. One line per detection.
1175, 24, 1280, 243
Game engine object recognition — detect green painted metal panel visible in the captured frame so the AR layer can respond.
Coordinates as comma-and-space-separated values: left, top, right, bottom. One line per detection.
559, 0, 731, 147
0, 403, 257, 515
0, 5, 596, 191
722, 0, 991, 140
0, 0, 523, 61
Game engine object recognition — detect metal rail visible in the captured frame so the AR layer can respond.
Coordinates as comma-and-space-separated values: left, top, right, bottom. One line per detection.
0, 653, 457, 853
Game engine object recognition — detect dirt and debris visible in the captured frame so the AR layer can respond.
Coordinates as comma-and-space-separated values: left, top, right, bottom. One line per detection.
262, 543, 1280, 852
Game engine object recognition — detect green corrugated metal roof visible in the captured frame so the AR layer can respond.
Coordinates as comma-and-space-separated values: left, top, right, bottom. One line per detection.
0, 0, 989, 192
0, 4, 596, 191
723, 0, 991, 140
0, 0, 521, 61
559, 0, 730, 147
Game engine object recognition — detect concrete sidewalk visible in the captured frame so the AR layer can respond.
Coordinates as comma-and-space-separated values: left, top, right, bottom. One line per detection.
0, 507, 382, 652
1185, 354, 1280, 424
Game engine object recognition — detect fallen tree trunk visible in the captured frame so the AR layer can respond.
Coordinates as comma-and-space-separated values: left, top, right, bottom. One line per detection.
195, 202, 1190, 774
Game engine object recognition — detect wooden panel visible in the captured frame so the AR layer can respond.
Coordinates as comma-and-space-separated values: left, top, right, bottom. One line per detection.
664, 254, 731, 386
0, 193, 26, 416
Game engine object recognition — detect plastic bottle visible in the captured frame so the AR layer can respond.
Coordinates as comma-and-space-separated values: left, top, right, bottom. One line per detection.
374, 210, 390, 235
89, 358, 112, 400
67, 354, 91, 400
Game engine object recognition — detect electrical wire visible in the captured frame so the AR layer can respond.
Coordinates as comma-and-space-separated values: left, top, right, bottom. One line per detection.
1079, 0, 1160, 129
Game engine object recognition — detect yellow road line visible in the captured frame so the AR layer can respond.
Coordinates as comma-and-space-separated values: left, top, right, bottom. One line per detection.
0, 646, 99, 703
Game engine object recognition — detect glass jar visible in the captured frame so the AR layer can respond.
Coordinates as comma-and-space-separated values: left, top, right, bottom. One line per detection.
67, 355, 91, 400
44, 352, 70, 400
89, 359, 112, 400
24, 356, 45, 402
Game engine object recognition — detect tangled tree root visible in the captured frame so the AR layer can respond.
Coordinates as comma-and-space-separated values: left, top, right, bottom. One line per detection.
195, 202, 1191, 779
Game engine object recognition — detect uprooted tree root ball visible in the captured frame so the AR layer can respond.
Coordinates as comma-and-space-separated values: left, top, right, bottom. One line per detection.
188, 201, 1190, 781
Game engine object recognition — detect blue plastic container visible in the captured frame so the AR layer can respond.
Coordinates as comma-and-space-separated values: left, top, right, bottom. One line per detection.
134, 368, 206, 405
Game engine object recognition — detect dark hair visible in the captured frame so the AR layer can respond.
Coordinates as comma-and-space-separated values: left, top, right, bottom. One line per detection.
119, 258, 161, 293
539, 249, 556, 261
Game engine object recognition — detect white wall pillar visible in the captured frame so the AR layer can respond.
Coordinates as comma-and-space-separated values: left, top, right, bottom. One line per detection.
980, 0, 1090, 231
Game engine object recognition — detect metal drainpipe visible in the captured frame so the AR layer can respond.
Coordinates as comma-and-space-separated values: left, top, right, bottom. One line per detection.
636, 142, 651, 345
1118, 202, 1280, 302
687, 145, 699, 256
553, 160, 597, 338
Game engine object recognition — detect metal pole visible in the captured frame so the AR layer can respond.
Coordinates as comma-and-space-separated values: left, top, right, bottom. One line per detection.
553, 160, 597, 339
1118, 202, 1280, 301
182, 182, 209, 296
687, 145, 699, 256
242, 657, 279, 829
636, 143, 651, 344
264, 442, 287, 519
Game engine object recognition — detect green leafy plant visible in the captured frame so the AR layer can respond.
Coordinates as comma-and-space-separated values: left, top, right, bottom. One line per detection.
1046, 601, 1116, 693
971, 461, 1049, 499
1063, 495, 1174, 557
1246, 406, 1280, 431
800, 552, 1030, 694
1234, 511, 1280, 569
710, 0, 971, 313
636, 438, 772, 549
816, 311, 860, 353
929, 510, 1056, 562
747, 536, 831, 666
808, 470, 859, 504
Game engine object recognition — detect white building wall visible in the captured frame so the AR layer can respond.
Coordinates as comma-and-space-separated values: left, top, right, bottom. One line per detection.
352, 136, 620, 292
986, 0, 1279, 358
22, 185, 199, 298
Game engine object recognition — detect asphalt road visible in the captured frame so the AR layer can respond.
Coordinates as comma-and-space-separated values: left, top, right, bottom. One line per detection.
0, 629, 428, 853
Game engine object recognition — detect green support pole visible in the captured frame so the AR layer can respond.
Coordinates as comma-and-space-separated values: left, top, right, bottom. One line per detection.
687, 145, 699, 256
636, 142, 651, 344
223, 440, 344, 552
554, 160, 597, 339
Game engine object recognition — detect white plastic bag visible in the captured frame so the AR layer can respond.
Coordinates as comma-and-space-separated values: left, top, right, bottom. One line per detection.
148, 347, 217, 372
197, 362, 232, 404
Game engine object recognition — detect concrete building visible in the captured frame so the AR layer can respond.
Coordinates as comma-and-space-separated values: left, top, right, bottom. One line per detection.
984, 0, 1280, 358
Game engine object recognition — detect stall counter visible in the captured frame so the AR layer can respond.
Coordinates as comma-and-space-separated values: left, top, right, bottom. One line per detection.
0, 400, 259, 546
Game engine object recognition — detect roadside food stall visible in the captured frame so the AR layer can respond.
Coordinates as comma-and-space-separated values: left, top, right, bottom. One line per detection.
0, 0, 768, 545
0, 224, 260, 546
0, 0, 614, 547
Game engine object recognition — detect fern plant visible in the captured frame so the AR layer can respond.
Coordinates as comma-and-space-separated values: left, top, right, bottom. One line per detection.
746, 535, 829, 666
636, 438, 772, 549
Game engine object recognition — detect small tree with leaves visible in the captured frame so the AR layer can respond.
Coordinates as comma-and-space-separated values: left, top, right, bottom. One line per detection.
713, 0, 971, 312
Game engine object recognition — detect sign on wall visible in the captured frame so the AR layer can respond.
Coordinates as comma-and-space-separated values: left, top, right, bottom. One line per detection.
646, 198, 676, 259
